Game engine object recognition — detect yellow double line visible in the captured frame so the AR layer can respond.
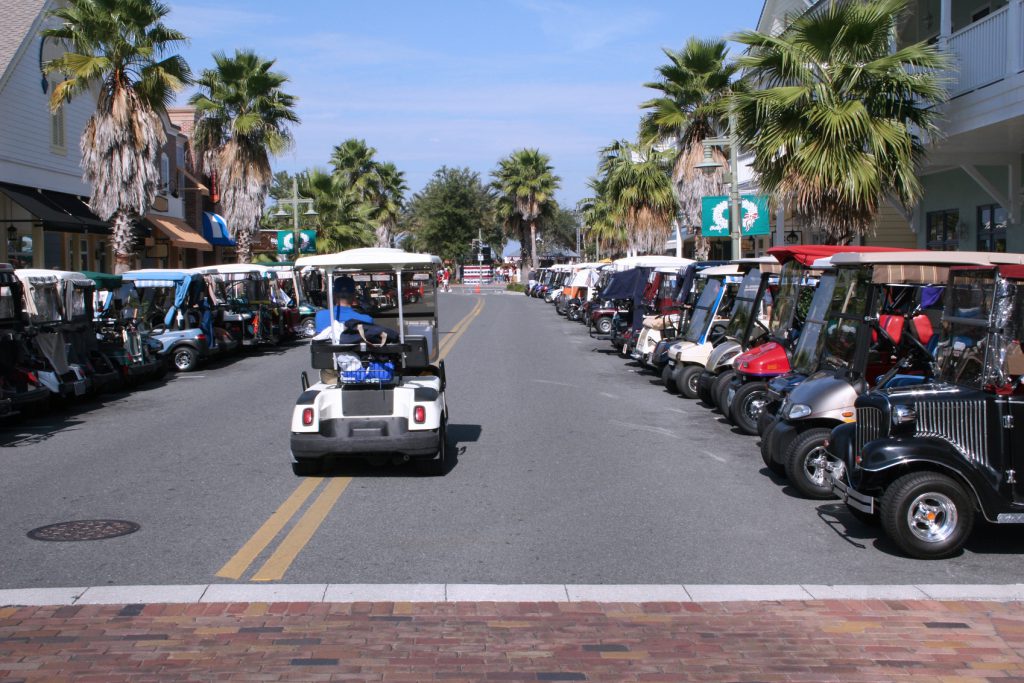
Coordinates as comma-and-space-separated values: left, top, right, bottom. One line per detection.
216, 297, 485, 582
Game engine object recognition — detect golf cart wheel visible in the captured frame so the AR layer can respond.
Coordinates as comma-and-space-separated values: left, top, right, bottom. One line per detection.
300, 317, 317, 338
172, 346, 198, 372
292, 458, 324, 477
784, 428, 837, 499
596, 317, 613, 335
662, 364, 678, 393
407, 294, 420, 304
731, 382, 769, 436
711, 370, 735, 413
676, 365, 702, 399
760, 422, 785, 474
880, 472, 974, 559
417, 418, 449, 476
697, 376, 713, 404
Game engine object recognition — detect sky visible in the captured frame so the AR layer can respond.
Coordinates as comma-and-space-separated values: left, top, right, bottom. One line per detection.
169, 0, 765, 208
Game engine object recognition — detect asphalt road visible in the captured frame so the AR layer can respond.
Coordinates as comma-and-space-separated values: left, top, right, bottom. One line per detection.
3, 291, 1024, 589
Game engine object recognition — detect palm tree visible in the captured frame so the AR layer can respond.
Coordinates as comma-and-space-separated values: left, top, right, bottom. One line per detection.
42, 0, 191, 273
366, 162, 407, 248
640, 37, 737, 260
601, 140, 678, 256
732, 0, 946, 243
577, 178, 625, 260
491, 149, 560, 274
190, 49, 299, 262
330, 138, 380, 199
296, 168, 374, 252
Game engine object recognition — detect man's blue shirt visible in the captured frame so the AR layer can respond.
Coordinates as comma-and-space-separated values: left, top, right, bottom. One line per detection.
314, 305, 373, 334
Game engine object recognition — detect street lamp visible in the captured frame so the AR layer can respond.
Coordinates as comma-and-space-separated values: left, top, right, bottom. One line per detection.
697, 113, 743, 260
272, 176, 317, 260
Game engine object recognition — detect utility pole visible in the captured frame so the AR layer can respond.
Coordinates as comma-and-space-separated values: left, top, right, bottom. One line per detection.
273, 176, 317, 260
696, 112, 743, 260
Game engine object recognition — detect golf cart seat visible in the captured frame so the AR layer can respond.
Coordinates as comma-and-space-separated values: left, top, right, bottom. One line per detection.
310, 335, 431, 371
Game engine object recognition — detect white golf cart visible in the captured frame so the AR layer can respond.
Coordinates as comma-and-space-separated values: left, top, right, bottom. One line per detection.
289, 249, 448, 475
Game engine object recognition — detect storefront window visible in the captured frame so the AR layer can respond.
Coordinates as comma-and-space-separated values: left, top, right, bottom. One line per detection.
926, 209, 959, 250
6, 231, 32, 268
977, 203, 1007, 252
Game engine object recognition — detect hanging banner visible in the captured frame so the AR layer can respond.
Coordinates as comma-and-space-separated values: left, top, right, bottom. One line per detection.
276, 230, 316, 254
701, 195, 771, 237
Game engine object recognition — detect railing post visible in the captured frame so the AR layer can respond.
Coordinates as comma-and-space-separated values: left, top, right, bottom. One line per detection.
1009, 0, 1022, 75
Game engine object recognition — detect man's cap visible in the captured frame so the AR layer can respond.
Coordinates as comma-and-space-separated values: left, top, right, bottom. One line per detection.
334, 276, 356, 295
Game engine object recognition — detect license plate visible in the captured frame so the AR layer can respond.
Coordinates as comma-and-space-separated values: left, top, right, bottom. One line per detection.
73, 380, 87, 396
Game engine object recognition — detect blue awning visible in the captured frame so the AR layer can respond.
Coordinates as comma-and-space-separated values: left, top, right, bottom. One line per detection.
202, 212, 236, 247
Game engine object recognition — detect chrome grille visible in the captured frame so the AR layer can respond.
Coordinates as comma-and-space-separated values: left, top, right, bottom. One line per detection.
855, 407, 883, 452
915, 400, 988, 467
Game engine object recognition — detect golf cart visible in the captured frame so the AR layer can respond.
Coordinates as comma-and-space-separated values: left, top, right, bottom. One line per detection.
827, 258, 1024, 558
666, 263, 742, 398
51, 270, 120, 394
760, 251, 995, 499
694, 257, 779, 406
0, 264, 49, 415
266, 262, 326, 338
191, 264, 285, 347
83, 271, 166, 387
289, 248, 449, 475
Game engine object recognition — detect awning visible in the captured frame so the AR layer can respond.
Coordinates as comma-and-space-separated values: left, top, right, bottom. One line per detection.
201, 212, 236, 247
0, 182, 110, 234
145, 214, 212, 252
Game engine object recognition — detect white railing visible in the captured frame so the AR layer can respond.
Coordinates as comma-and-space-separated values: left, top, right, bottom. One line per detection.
947, 5, 1009, 96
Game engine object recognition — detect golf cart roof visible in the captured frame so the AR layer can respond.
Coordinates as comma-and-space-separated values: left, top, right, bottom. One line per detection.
612, 255, 694, 270
828, 250, 1020, 267
296, 248, 441, 271
698, 263, 743, 277
17, 268, 94, 287
191, 263, 277, 275
768, 245, 909, 267
122, 269, 196, 286
549, 263, 574, 272
79, 271, 122, 289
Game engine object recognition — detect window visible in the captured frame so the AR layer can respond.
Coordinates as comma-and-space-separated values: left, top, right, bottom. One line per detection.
50, 102, 65, 153
977, 203, 1007, 252
926, 209, 960, 250
159, 153, 170, 195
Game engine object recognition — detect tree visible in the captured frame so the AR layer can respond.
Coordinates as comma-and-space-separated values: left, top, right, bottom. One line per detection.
296, 167, 375, 252
190, 49, 299, 262
732, 0, 946, 243
640, 37, 736, 260
366, 162, 407, 248
577, 177, 625, 260
405, 167, 498, 263
43, 0, 191, 273
330, 138, 379, 199
600, 140, 678, 256
491, 149, 560, 274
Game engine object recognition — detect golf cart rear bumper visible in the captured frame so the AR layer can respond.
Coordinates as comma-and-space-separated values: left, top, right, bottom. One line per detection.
291, 417, 440, 459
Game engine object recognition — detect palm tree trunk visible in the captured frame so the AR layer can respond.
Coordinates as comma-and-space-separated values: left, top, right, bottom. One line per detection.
530, 219, 539, 271
235, 229, 253, 264
111, 210, 135, 274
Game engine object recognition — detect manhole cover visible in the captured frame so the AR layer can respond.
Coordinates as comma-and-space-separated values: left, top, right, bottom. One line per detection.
27, 520, 140, 542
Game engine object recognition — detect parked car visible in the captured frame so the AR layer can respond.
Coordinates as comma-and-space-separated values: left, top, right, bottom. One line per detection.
827, 257, 1024, 558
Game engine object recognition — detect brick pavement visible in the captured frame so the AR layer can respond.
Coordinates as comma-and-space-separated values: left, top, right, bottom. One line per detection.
2, 600, 1024, 681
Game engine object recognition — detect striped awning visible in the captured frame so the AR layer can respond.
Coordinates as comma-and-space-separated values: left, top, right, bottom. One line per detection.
202, 212, 236, 247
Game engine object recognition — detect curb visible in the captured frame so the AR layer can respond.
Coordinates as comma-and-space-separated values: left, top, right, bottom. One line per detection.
2, 583, 1024, 606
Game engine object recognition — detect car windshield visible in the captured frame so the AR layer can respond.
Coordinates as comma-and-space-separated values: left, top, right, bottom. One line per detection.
932, 269, 1024, 390
343, 270, 436, 318
769, 261, 809, 336
723, 269, 762, 340
789, 271, 839, 374
818, 267, 873, 372
684, 278, 722, 343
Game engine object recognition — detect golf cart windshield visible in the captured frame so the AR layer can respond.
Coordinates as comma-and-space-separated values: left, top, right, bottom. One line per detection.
26, 282, 62, 323
723, 269, 762, 340
934, 269, 1024, 389
684, 278, 722, 343
790, 271, 840, 375
0, 283, 17, 321
769, 261, 811, 337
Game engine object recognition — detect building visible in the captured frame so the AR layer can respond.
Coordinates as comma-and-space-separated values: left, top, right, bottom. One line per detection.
0, 0, 215, 272
756, 0, 1022, 252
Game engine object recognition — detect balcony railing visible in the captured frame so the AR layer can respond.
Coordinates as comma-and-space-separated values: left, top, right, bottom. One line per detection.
948, 5, 1009, 96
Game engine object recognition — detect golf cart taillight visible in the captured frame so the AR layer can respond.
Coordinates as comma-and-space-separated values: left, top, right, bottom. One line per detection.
413, 406, 426, 424
196, 334, 207, 342
302, 408, 314, 426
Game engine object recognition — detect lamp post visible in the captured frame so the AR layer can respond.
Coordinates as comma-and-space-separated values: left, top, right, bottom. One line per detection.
695, 112, 743, 260
273, 176, 317, 260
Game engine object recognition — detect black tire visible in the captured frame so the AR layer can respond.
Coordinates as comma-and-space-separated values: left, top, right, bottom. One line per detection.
292, 458, 323, 477
171, 345, 199, 372
662, 364, 678, 393
596, 317, 613, 335
675, 365, 702, 399
417, 419, 449, 476
784, 427, 837, 499
712, 370, 735, 415
299, 317, 317, 338
880, 472, 975, 559
697, 374, 713, 403
760, 421, 785, 474
731, 381, 770, 436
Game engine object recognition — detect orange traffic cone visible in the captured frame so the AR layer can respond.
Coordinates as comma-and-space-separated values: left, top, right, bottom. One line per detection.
474, 282, 481, 294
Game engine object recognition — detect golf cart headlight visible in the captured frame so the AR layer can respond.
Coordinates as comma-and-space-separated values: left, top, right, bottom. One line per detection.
787, 403, 812, 420
892, 405, 916, 425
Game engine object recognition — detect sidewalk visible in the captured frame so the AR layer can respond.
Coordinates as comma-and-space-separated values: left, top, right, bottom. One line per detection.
3, 597, 1023, 681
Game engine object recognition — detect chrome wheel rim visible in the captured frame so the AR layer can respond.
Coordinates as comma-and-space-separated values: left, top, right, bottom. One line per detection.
302, 319, 316, 337
907, 492, 958, 543
173, 350, 192, 370
687, 373, 698, 394
803, 446, 828, 487
744, 394, 767, 421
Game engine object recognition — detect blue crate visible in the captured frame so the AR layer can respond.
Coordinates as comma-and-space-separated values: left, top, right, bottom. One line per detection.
341, 360, 395, 384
